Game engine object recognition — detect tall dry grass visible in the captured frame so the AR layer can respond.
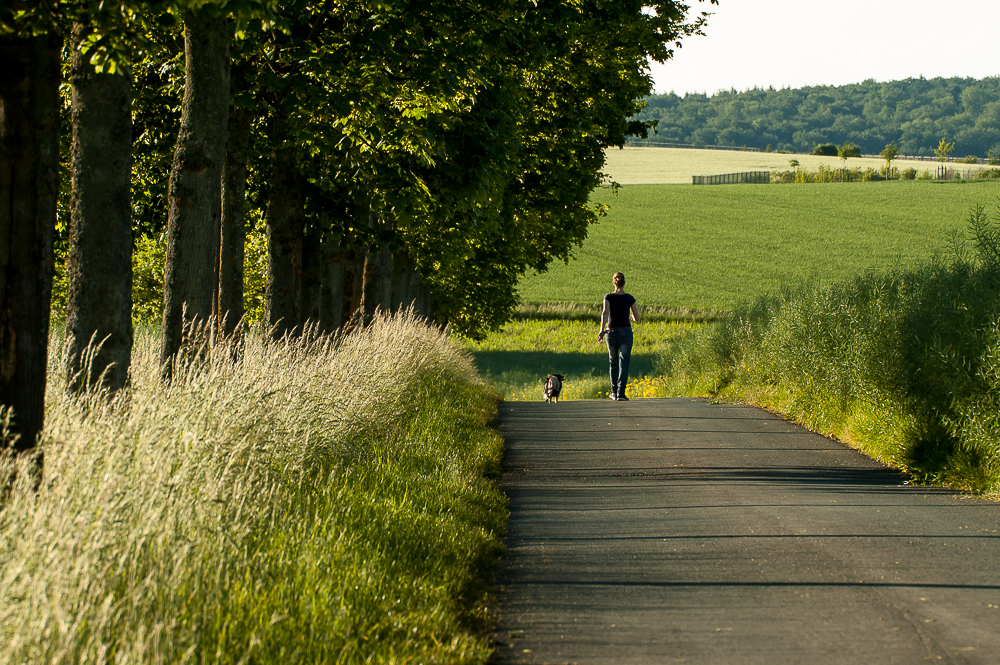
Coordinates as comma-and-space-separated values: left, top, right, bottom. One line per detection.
0, 311, 504, 664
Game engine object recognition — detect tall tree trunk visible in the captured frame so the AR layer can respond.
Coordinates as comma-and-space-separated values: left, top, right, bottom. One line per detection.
324, 232, 345, 333
65, 28, 133, 394
391, 252, 409, 313
301, 227, 323, 328
0, 32, 61, 452
349, 245, 365, 325
360, 210, 392, 324
392, 250, 426, 314
160, 11, 230, 375
302, 224, 344, 335
264, 113, 304, 339
217, 106, 252, 338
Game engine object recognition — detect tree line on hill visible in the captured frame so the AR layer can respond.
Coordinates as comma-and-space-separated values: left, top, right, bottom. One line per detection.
0, 0, 714, 456
632, 76, 1000, 158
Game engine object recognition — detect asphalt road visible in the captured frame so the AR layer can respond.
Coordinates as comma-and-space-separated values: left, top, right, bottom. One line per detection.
491, 398, 1000, 665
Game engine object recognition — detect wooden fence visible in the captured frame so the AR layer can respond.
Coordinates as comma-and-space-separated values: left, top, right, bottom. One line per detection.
692, 171, 770, 185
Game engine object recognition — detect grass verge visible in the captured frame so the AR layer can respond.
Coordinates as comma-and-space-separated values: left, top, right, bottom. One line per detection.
1, 312, 505, 664
654, 203, 1000, 496
461, 317, 696, 401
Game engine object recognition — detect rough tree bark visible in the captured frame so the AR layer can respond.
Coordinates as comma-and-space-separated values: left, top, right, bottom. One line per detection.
360, 209, 393, 324
217, 106, 252, 338
160, 11, 230, 374
302, 223, 345, 335
301, 227, 323, 327
349, 245, 365, 324
265, 112, 304, 339
65, 28, 134, 394
392, 251, 425, 314
324, 233, 345, 332
0, 32, 61, 452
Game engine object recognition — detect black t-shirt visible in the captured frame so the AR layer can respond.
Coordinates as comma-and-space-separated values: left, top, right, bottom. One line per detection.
605, 292, 636, 328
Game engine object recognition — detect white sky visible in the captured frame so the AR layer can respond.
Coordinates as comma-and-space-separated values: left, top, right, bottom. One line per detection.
648, 0, 1000, 96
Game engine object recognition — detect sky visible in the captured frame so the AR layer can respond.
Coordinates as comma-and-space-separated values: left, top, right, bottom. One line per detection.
648, 0, 1000, 96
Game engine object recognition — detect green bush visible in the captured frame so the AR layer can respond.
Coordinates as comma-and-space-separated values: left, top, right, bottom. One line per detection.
974, 168, 1000, 180
839, 142, 862, 159
961, 155, 980, 164
52, 226, 269, 327
901, 167, 918, 180
244, 227, 268, 325
813, 143, 838, 156
654, 202, 1000, 494
132, 232, 166, 324
771, 169, 795, 184
860, 167, 883, 182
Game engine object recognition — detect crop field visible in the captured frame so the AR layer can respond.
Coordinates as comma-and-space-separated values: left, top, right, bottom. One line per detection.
517, 180, 1000, 312
603, 146, 990, 185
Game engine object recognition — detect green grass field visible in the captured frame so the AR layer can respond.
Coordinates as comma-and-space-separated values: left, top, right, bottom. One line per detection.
517, 180, 1000, 312
603, 146, 990, 185
460, 318, 696, 401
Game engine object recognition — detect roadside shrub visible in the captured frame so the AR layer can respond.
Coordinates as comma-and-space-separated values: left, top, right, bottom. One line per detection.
771, 169, 795, 184
975, 168, 1000, 180
655, 202, 1000, 495
132, 232, 167, 324
917, 169, 935, 180
813, 143, 838, 156
961, 155, 980, 164
839, 142, 862, 159
244, 227, 268, 324
901, 167, 918, 180
1, 311, 505, 663
860, 167, 883, 182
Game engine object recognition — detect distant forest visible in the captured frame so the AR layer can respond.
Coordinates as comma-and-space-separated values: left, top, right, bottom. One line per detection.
632, 77, 1000, 157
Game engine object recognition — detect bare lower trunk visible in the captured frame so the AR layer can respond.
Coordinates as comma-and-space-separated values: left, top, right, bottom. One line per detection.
349, 244, 366, 325
217, 106, 252, 338
160, 11, 230, 375
360, 210, 392, 324
324, 234, 345, 332
65, 28, 133, 394
0, 31, 61, 452
392, 251, 426, 315
391, 252, 409, 313
301, 227, 321, 326
302, 225, 343, 334
264, 113, 304, 339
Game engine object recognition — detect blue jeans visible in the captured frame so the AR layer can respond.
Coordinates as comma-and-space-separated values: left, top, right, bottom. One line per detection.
606, 328, 633, 397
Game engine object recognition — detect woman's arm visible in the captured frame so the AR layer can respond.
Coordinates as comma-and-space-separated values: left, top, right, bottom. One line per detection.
598, 297, 610, 341
630, 302, 639, 323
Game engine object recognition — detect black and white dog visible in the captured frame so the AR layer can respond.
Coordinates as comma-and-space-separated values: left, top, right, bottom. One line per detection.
543, 374, 565, 403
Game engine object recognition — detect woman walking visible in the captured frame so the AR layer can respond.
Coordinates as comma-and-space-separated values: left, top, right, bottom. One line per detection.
597, 272, 639, 401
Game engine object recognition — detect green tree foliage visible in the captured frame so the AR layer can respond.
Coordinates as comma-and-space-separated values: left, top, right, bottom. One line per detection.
837, 142, 861, 162
934, 136, 956, 162
813, 143, 838, 156
48, 0, 714, 340
634, 76, 1000, 157
881, 141, 899, 169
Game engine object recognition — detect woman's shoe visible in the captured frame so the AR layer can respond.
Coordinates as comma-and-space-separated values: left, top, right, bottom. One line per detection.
608, 393, 618, 401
